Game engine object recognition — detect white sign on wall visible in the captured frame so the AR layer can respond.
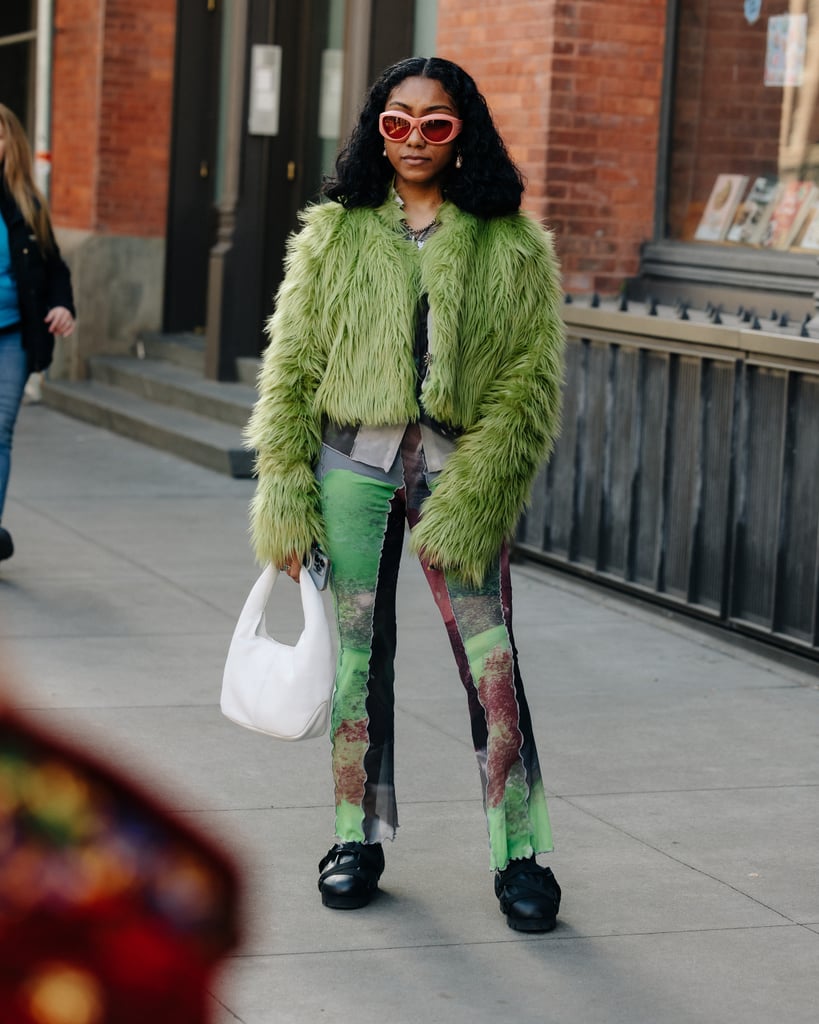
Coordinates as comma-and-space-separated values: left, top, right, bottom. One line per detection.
249, 45, 282, 136
764, 14, 808, 87
319, 49, 344, 141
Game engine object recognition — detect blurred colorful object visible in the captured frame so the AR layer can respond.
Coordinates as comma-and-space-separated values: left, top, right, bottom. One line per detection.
0, 706, 240, 1024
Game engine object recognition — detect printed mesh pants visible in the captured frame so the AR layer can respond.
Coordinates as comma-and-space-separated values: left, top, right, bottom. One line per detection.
317, 424, 553, 871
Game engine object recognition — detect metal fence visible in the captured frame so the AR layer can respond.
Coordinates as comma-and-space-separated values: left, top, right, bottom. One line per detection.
517, 304, 819, 663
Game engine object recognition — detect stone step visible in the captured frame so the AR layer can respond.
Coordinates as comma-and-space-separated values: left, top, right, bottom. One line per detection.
41, 377, 254, 478
236, 356, 262, 386
88, 354, 256, 428
138, 331, 207, 372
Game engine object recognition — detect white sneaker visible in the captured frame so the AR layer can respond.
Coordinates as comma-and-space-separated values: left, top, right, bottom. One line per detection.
23, 372, 43, 405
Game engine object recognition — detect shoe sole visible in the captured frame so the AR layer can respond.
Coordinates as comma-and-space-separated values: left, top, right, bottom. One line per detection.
320, 888, 377, 910
505, 913, 557, 933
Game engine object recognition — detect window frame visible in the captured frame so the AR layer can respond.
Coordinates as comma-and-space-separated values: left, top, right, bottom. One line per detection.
647, 0, 819, 305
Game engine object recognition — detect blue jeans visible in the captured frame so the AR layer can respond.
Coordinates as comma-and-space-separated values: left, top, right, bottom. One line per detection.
0, 329, 28, 522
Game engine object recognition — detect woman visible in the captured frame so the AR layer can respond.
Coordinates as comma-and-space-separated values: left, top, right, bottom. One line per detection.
0, 104, 75, 562
245, 58, 565, 932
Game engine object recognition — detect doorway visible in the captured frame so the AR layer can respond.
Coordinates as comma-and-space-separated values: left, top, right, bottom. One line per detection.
259, 0, 331, 329
219, 0, 332, 364
199, 0, 420, 377
162, 0, 222, 334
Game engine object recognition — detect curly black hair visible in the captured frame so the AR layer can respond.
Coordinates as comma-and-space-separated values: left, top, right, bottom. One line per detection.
323, 57, 524, 218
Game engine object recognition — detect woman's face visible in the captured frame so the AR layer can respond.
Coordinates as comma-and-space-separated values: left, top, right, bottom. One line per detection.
382, 76, 459, 195
0, 122, 5, 165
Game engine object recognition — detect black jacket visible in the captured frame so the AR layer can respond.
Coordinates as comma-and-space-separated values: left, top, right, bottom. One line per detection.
0, 183, 75, 372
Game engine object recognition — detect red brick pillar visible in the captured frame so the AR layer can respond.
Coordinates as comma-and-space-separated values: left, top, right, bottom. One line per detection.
52, 0, 176, 236
437, 0, 667, 295
48, 0, 177, 374
50, 0, 105, 230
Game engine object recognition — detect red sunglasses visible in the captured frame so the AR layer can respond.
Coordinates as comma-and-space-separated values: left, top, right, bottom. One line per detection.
379, 110, 463, 145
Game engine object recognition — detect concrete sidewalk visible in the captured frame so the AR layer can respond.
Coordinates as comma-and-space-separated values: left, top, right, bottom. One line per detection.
1, 403, 817, 1024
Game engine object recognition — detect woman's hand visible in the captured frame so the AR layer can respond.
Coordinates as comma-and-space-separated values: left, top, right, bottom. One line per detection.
45, 306, 75, 337
278, 552, 302, 582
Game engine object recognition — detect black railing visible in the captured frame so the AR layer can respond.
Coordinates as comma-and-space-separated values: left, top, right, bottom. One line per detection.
517, 303, 819, 662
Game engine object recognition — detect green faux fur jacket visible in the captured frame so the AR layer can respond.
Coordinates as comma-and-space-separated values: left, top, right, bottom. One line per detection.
245, 194, 565, 586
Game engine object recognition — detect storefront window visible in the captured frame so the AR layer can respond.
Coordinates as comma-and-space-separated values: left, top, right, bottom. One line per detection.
668, 0, 819, 254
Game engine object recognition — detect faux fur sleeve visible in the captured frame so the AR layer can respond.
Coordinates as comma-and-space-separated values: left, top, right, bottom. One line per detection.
410, 218, 565, 586
244, 203, 340, 566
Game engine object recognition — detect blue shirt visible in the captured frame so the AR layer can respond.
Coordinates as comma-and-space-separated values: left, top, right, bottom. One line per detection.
0, 215, 20, 328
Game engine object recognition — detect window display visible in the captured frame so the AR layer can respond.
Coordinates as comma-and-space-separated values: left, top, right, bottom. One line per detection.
668, 0, 819, 253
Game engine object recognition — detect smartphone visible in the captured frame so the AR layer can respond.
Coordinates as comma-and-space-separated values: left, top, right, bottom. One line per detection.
303, 544, 331, 591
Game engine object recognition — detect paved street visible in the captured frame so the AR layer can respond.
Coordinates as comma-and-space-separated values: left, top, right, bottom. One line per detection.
1, 403, 818, 1024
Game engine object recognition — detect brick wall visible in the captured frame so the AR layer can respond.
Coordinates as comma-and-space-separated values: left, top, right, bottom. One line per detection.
51, 0, 103, 230
52, 0, 176, 237
437, 2, 558, 218
438, 0, 667, 295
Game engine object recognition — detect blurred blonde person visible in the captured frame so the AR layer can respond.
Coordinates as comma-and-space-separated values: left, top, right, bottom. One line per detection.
0, 104, 75, 562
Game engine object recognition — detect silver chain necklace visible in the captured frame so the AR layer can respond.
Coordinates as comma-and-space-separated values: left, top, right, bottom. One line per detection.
404, 219, 439, 245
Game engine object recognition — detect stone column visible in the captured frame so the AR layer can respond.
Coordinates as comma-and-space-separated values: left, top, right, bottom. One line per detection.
205, 0, 250, 381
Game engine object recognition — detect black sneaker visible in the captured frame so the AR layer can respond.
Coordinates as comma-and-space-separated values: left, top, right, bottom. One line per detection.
0, 527, 13, 562
495, 856, 561, 932
318, 841, 384, 909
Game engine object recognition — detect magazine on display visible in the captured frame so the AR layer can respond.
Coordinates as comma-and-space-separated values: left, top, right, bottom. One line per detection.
794, 200, 819, 250
725, 175, 780, 244
758, 180, 818, 249
694, 174, 749, 241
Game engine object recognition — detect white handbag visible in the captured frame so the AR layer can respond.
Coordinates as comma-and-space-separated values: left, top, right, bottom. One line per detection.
221, 564, 335, 740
